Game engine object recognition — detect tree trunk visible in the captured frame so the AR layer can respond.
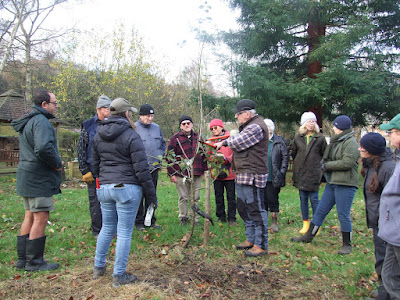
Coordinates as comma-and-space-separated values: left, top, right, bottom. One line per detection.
25, 36, 32, 102
307, 2, 326, 128
203, 171, 210, 246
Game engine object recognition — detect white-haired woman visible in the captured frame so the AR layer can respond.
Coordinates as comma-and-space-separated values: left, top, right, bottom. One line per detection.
291, 112, 327, 234
263, 119, 289, 232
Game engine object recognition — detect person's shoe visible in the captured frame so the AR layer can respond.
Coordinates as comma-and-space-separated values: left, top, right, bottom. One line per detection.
149, 224, 162, 229
25, 236, 59, 271
217, 217, 227, 223
291, 223, 318, 243
136, 224, 145, 231
245, 245, 268, 257
236, 240, 254, 250
93, 266, 106, 279
93, 233, 99, 241
271, 212, 279, 233
299, 220, 310, 235
228, 221, 237, 226
15, 234, 29, 270
338, 232, 352, 255
112, 272, 137, 288
180, 217, 188, 226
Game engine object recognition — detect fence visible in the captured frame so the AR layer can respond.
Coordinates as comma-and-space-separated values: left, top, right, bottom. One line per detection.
0, 150, 19, 167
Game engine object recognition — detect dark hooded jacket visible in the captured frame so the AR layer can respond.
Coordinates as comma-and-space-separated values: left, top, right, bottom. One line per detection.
291, 132, 326, 191
362, 148, 395, 228
92, 115, 156, 204
11, 106, 62, 197
270, 135, 289, 188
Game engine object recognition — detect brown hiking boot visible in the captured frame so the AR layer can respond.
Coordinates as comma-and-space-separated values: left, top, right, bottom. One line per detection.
236, 240, 254, 250
245, 245, 268, 257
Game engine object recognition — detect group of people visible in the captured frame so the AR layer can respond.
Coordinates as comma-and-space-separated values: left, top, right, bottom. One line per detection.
11, 91, 400, 296
289, 112, 400, 299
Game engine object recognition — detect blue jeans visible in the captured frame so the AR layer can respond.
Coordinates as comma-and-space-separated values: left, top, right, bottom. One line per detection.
299, 189, 319, 220
312, 183, 356, 232
382, 243, 400, 299
236, 183, 268, 250
94, 184, 142, 276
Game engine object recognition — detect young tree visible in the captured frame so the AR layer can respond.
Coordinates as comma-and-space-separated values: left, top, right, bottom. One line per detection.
16, 0, 67, 101
221, 0, 400, 126
0, 0, 28, 75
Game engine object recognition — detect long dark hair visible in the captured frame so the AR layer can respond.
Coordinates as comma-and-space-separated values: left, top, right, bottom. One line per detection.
360, 155, 381, 193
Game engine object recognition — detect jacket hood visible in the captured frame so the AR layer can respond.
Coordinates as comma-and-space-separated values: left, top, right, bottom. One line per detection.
97, 116, 131, 141
11, 106, 53, 133
380, 147, 394, 162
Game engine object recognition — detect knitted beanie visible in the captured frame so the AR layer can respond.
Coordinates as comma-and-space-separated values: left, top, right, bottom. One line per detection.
209, 119, 224, 129
301, 112, 317, 126
333, 115, 352, 130
360, 132, 386, 155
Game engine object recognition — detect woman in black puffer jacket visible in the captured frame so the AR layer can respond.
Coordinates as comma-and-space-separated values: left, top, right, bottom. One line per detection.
359, 132, 395, 299
92, 98, 157, 288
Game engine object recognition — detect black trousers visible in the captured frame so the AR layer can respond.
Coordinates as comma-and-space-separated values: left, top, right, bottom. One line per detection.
263, 181, 281, 212
213, 179, 236, 221
135, 169, 159, 226
87, 181, 102, 235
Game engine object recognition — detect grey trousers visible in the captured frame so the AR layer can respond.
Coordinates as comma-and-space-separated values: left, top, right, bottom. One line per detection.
382, 243, 400, 299
175, 175, 201, 221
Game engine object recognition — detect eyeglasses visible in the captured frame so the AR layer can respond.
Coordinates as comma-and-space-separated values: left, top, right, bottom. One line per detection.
236, 111, 247, 116
181, 121, 192, 126
48, 101, 58, 106
210, 126, 220, 131
387, 129, 399, 135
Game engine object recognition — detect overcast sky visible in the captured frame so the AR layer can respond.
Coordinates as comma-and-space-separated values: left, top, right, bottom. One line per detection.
48, 0, 239, 93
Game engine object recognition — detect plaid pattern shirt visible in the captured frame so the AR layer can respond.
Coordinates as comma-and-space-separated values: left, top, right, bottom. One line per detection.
167, 130, 208, 177
226, 123, 268, 188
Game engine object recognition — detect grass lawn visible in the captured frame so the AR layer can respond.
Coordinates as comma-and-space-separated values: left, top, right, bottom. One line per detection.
0, 172, 378, 299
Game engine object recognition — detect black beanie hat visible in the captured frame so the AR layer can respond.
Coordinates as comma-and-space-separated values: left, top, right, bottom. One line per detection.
139, 104, 154, 115
360, 132, 386, 155
333, 115, 352, 130
179, 115, 193, 124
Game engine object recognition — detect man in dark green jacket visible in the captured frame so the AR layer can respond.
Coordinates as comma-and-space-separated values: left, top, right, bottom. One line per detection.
11, 90, 62, 271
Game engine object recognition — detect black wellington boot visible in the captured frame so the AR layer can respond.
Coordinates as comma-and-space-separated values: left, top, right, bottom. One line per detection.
25, 236, 59, 271
338, 232, 352, 255
291, 222, 319, 243
15, 234, 29, 270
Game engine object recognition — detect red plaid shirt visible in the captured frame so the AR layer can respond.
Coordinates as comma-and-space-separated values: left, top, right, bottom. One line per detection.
167, 130, 208, 177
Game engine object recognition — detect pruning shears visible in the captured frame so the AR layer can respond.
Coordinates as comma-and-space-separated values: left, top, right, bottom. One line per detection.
201, 133, 231, 148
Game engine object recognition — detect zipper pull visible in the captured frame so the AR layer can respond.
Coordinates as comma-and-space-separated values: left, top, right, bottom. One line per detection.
386, 210, 389, 220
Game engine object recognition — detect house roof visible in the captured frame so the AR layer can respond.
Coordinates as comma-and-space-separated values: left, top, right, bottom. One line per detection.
0, 90, 32, 122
